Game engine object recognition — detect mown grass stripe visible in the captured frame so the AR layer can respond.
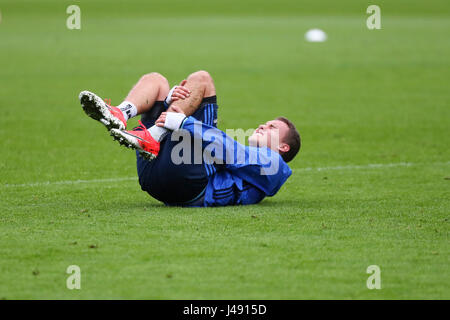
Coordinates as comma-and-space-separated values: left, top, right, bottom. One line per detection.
2, 161, 448, 189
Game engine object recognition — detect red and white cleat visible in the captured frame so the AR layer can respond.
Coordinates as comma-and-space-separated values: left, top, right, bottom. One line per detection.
110, 121, 160, 161
79, 90, 127, 130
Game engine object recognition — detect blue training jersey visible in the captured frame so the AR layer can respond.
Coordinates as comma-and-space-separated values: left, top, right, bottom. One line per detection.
179, 117, 292, 207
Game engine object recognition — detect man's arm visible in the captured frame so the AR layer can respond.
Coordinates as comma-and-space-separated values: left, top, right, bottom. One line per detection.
157, 112, 292, 196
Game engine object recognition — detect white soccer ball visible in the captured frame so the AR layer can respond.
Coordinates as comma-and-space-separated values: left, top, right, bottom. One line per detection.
305, 29, 327, 42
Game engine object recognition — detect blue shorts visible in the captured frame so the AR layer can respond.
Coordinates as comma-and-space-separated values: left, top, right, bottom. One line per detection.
136, 96, 218, 206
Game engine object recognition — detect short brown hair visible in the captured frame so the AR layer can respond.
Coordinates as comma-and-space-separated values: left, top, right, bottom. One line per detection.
276, 117, 301, 163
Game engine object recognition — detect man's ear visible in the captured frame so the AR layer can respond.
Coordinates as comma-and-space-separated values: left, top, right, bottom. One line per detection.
278, 142, 290, 154
179, 79, 187, 86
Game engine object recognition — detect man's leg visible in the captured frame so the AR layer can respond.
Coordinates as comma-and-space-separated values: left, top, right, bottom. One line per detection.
137, 72, 215, 205
140, 70, 216, 142
109, 71, 218, 205
121, 69, 215, 127
168, 70, 216, 116
133, 71, 216, 204
79, 72, 170, 130
109, 70, 217, 159
123, 72, 170, 115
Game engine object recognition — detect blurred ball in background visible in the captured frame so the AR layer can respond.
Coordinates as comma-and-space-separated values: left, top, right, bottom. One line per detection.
305, 28, 327, 42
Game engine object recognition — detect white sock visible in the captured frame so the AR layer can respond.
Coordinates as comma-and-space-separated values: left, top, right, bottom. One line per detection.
117, 101, 137, 121
148, 125, 169, 142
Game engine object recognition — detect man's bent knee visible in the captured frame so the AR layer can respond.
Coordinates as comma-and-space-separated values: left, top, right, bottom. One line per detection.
140, 72, 168, 84
138, 72, 169, 100
188, 70, 215, 97
188, 70, 212, 82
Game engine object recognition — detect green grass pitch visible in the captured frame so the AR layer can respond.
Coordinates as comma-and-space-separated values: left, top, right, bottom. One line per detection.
0, 0, 449, 299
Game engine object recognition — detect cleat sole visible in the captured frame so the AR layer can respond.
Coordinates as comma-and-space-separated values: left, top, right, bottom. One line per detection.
110, 129, 156, 162
79, 90, 125, 131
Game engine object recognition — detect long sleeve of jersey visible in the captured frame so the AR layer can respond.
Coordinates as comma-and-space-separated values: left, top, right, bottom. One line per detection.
179, 116, 292, 197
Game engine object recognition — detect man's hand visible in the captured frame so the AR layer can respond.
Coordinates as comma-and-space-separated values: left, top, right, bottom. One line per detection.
156, 106, 185, 128
155, 112, 167, 127
165, 83, 190, 105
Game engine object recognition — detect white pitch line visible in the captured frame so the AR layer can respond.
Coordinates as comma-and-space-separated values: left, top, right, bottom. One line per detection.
296, 161, 450, 172
1, 161, 449, 189
2, 177, 137, 188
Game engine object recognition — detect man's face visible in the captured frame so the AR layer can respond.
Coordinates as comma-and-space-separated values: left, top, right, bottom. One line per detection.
248, 119, 290, 153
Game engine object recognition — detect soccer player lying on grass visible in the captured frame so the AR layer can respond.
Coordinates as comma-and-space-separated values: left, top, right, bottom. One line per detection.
79, 71, 301, 207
